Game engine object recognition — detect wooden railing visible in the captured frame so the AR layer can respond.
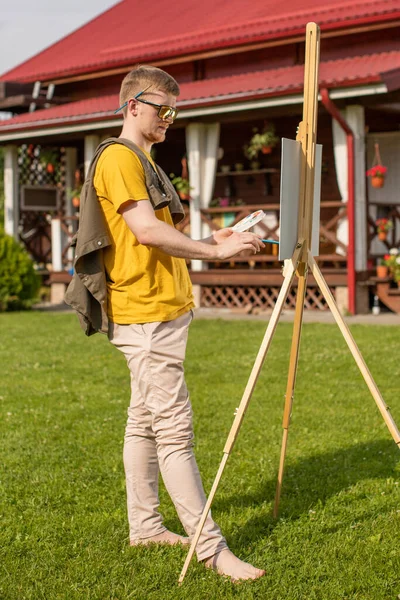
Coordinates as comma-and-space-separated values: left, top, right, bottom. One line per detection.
177, 201, 348, 267
57, 201, 350, 272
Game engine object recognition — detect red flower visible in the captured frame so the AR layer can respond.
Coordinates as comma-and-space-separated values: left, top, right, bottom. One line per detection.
366, 165, 387, 178
376, 218, 393, 233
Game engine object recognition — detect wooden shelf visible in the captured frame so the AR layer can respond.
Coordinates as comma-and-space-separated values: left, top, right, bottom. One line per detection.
216, 168, 279, 177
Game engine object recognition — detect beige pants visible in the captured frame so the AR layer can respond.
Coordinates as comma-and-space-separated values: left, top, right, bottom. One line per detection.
108, 310, 227, 561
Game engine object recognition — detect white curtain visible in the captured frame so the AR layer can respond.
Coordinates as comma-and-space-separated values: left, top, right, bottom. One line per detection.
185, 122, 220, 271
332, 117, 348, 256
332, 107, 366, 271
346, 106, 366, 272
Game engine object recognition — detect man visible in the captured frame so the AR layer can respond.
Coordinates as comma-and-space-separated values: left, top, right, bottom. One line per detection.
93, 65, 265, 581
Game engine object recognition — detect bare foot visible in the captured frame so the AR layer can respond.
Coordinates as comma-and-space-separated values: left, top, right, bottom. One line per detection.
204, 549, 265, 582
130, 530, 190, 546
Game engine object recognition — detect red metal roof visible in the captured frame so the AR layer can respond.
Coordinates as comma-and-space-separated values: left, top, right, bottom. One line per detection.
1, 50, 399, 134
1, 0, 400, 83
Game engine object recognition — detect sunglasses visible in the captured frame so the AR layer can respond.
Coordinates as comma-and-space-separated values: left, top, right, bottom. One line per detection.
114, 89, 179, 122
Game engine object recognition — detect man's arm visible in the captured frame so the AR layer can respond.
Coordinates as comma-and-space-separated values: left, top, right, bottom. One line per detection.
121, 200, 264, 260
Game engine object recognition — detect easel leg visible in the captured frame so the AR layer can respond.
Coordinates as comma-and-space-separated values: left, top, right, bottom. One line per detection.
308, 252, 400, 447
273, 263, 308, 518
178, 245, 303, 584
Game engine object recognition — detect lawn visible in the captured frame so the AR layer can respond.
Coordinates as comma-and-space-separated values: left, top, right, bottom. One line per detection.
1, 311, 399, 600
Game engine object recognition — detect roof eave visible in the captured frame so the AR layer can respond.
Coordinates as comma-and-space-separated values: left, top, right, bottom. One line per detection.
0, 80, 390, 143
4, 13, 400, 85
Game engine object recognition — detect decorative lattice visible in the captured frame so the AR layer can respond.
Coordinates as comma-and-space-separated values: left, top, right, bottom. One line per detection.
18, 144, 67, 265
18, 144, 66, 190
201, 285, 331, 311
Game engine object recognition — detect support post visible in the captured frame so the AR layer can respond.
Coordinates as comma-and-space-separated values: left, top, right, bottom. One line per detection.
4, 145, 19, 239
84, 135, 100, 177
51, 217, 63, 272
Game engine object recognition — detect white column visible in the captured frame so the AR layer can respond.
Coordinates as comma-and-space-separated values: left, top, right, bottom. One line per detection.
84, 134, 100, 177
51, 217, 63, 272
64, 147, 78, 269
4, 145, 19, 239
346, 106, 366, 272
186, 123, 205, 271
202, 123, 220, 238
332, 117, 348, 255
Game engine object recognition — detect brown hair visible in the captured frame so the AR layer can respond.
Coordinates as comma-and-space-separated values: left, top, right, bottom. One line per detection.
119, 65, 180, 117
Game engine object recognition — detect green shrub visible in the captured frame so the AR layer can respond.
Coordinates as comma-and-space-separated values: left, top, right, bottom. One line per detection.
0, 231, 40, 311
0, 148, 4, 226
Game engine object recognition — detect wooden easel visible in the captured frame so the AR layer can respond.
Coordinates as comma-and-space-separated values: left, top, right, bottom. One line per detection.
178, 22, 400, 584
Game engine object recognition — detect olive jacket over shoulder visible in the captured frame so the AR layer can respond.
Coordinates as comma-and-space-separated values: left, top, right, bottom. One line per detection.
64, 137, 185, 336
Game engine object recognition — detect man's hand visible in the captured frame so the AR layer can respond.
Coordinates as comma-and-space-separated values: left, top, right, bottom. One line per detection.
215, 231, 265, 259
210, 227, 234, 245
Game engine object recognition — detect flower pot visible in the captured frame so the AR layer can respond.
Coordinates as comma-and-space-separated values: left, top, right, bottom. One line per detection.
371, 176, 385, 188
178, 191, 190, 200
378, 231, 387, 241
376, 265, 388, 278
261, 146, 272, 154
72, 196, 80, 208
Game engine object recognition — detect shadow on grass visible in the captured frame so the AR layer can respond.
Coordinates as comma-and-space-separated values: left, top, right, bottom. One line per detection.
212, 439, 400, 545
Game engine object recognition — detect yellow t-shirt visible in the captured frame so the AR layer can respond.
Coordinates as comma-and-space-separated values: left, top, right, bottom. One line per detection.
94, 144, 194, 324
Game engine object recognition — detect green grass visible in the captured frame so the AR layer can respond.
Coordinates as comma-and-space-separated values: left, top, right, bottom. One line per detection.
1, 312, 400, 600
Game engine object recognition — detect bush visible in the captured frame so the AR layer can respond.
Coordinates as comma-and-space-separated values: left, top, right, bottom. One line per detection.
0, 231, 40, 311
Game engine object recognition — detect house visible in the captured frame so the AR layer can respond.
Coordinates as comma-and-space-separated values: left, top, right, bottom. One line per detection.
1, 0, 400, 312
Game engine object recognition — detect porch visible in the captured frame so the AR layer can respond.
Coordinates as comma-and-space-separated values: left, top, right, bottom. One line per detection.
2, 111, 400, 314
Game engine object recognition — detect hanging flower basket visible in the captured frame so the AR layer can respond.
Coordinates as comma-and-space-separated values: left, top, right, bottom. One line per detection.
376, 218, 392, 242
367, 166, 387, 188
366, 143, 387, 188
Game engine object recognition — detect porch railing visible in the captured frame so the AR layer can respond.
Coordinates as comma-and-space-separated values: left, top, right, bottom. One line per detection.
177, 201, 348, 268
53, 201, 349, 274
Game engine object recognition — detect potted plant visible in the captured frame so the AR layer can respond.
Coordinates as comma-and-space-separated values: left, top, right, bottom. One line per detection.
376, 257, 388, 278
376, 218, 393, 241
67, 185, 83, 208
366, 165, 387, 188
383, 248, 400, 285
170, 174, 191, 200
244, 124, 279, 160
395, 266, 400, 288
